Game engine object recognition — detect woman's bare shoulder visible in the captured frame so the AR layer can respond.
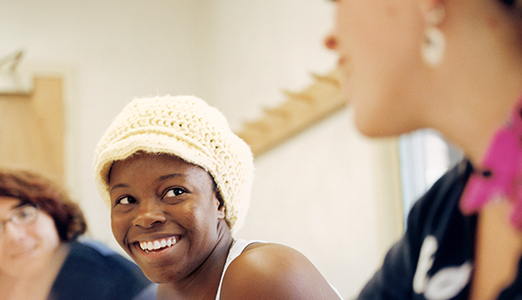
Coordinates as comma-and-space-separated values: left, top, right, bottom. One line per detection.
219, 242, 341, 300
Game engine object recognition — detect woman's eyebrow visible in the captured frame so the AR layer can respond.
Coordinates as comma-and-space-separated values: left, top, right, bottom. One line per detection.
109, 173, 186, 192
109, 183, 128, 192
157, 173, 185, 183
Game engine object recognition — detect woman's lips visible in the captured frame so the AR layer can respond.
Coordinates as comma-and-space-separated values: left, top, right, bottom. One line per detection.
137, 236, 179, 253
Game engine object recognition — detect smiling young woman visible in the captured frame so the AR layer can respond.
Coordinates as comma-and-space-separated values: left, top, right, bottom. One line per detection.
93, 95, 344, 300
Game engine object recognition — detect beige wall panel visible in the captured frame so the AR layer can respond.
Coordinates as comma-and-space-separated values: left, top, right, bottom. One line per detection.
0, 77, 64, 184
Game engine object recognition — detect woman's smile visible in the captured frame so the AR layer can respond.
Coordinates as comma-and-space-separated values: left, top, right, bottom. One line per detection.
131, 236, 182, 264
138, 236, 179, 252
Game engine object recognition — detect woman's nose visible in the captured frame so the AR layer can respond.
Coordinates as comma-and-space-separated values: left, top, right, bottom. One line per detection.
324, 33, 338, 50
132, 203, 167, 229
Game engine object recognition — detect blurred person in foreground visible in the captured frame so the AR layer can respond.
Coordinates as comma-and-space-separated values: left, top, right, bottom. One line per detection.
325, 0, 522, 299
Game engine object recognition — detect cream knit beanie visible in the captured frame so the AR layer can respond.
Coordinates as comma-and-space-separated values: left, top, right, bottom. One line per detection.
93, 95, 254, 234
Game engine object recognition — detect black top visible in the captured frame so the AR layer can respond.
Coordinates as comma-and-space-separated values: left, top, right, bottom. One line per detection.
357, 160, 522, 299
48, 240, 156, 300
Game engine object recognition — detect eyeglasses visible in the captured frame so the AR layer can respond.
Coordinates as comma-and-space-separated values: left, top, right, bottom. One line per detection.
0, 205, 39, 234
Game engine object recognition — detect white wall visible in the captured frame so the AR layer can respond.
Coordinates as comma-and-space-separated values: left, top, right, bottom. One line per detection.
236, 109, 402, 297
0, 1, 403, 298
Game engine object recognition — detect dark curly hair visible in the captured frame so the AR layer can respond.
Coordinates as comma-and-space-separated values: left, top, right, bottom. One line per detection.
0, 170, 87, 241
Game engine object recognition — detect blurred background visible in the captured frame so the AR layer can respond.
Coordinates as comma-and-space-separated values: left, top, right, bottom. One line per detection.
0, 1, 461, 298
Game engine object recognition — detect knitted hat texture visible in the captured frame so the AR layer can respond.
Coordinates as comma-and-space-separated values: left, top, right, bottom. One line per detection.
93, 95, 254, 234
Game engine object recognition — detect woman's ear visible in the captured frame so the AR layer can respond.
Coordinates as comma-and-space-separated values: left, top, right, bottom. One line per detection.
217, 205, 226, 219
420, 0, 445, 18
215, 196, 226, 219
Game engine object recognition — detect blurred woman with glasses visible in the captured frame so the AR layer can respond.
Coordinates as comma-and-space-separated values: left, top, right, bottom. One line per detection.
0, 169, 155, 300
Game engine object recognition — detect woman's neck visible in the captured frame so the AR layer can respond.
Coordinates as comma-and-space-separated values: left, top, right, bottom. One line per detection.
0, 242, 70, 300
439, 85, 521, 166
420, 0, 522, 166
157, 223, 234, 300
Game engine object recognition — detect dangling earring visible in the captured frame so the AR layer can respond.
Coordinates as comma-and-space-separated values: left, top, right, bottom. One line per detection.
421, 5, 446, 66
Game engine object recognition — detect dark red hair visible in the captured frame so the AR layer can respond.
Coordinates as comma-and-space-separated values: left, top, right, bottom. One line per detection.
0, 170, 87, 241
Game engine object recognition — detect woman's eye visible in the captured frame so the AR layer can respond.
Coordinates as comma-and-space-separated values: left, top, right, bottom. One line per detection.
164, 188, 185, 198
117, 196, 136, 205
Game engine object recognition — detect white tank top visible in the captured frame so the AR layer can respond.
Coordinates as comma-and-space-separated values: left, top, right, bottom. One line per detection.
215, 239, 262, 300
214, 239, 344, 300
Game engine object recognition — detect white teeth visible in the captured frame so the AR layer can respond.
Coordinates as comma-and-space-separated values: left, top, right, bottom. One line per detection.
139, 237, 177, 252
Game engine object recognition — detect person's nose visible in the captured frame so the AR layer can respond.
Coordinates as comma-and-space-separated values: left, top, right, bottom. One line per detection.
132, 201, 167, 229
324, 32, 338, 50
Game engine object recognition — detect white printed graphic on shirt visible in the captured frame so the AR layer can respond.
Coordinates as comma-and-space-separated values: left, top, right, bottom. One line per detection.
413, 236, 473, 300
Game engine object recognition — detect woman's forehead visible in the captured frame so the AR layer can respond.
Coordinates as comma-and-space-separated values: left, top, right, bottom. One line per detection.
110, 153, 210, 184
0, 196, 23, 213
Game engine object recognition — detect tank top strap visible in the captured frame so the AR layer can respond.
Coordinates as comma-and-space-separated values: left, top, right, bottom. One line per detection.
215, 239, 264, 300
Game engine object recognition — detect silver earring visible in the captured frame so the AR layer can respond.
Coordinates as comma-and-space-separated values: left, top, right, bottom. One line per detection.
421, 6, 446, 66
